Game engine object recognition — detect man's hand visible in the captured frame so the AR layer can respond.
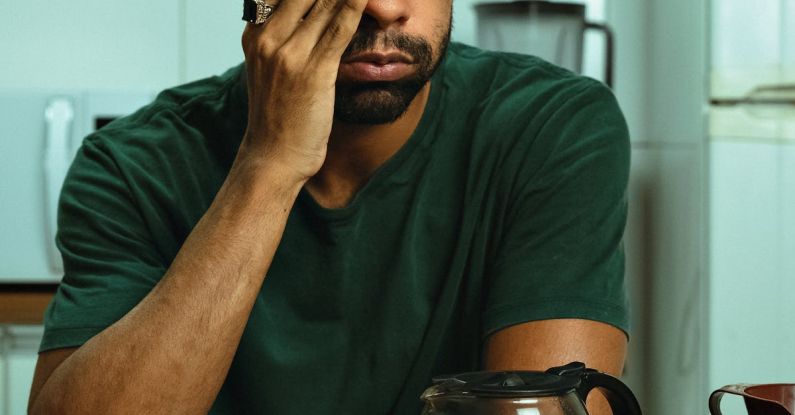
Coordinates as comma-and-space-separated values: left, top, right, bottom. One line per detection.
241, 0, 368, 183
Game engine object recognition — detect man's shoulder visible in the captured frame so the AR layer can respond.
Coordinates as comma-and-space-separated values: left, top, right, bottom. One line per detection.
150, 64, 245, 114
440, 43, 617, 141
71, 65, 245, 193
440, 43, 614, 131
443, 42, 593, 99
446, 42, 568, 73
86, 64, 245, 152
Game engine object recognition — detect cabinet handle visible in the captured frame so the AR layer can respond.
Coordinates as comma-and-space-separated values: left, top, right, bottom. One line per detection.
43, 99, 75, 273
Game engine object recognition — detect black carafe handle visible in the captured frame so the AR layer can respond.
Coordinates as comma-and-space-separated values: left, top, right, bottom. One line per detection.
577, 369, 642, 415
548, 362, 642, 415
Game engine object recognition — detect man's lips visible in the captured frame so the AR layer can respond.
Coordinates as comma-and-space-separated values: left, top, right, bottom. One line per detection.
342, 51, 413, 65
339, 51, 415, 82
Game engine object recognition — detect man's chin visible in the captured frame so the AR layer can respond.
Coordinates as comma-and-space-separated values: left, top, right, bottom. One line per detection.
334, 82, 425, 125
333, 97, 412, 125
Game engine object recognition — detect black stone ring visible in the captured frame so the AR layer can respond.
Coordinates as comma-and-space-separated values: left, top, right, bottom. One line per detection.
242, 0, 276, 25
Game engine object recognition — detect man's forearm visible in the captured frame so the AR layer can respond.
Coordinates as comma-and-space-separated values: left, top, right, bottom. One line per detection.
31, 154, 305, 414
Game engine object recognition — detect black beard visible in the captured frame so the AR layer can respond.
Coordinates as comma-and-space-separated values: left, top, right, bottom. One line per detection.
334, 25, 451, 125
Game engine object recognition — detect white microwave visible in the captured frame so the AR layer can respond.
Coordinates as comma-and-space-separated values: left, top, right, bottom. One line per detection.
0, 91, 153, 283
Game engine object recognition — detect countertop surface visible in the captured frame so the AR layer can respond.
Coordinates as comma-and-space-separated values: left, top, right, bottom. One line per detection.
0, 284, 58, 324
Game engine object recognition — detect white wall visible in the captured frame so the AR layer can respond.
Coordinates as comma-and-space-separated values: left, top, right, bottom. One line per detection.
0, 0, 617, 90
0, 1, 181, 91
0, 0, 245, 92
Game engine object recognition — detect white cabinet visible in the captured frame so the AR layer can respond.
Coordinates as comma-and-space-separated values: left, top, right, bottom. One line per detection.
784, 145, 795, 296
712, 0, 782, 70
711, 0, 795, 98
0, 1, 181, 90
709, 141, 795, 387
709, 0, 795, 401
785, 1, 795, 65
0, 338, 4, 415
0, 326, 43, 415
707, 140, 795, 413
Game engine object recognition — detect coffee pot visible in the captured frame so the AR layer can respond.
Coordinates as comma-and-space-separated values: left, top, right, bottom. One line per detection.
710, 384, 795, 415
420, 362, 642, 415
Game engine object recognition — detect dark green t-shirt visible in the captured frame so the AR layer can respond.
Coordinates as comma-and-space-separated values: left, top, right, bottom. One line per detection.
41, 42, 630, 414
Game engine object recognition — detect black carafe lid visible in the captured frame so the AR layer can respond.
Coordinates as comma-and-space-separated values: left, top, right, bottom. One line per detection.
428, 362, 587, 398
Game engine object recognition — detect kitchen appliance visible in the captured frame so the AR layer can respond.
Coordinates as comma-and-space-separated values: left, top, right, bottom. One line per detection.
710, 384, 795, 415
0, 90, 153, 283
420, 362, 642, 415
474, 0, 614, 87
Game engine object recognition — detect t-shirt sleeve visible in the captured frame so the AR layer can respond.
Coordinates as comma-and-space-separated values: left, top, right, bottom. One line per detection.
482, 79, 631, 340
40, 137, 166, 352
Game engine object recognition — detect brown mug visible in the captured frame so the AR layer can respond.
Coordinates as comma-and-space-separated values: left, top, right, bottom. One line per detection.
709, 384, 795, 415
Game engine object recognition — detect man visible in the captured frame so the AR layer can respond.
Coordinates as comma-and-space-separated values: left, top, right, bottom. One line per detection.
29, 0, 631, 413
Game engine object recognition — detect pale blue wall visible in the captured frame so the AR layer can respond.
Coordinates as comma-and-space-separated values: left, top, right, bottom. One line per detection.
452, 0, 479, 46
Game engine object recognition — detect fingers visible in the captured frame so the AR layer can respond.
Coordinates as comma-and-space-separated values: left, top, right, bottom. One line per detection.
252, 0, 313, 47
288, 0, 368, 61
243, 0, 316, 56
241, 0, 367, 76
313, 0, 369, 60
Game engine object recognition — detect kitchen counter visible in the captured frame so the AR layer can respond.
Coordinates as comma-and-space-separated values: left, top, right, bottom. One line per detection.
0, 284, 58, 324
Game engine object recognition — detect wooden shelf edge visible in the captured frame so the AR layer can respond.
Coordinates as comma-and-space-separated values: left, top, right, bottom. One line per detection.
0, 284, 59, 325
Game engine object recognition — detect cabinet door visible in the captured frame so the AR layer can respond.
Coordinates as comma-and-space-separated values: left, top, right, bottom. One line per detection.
184, 0, 246, 82
2, 326, 43, 415
783, 144, 795, 365
786, 0, 795, 66
0, 1, 180, 90
709, 141, 795, 388
711, 0, 791, 97
1, 330, 5, 414
712, 0, 782, 70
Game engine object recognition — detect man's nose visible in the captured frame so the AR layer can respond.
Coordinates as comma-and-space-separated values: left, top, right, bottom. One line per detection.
362, 0, 410, 30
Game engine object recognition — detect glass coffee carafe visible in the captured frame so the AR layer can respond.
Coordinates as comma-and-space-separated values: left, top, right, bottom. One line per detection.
420, 362, 641, 415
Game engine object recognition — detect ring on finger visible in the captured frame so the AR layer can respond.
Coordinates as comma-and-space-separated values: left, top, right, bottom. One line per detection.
242, 0, 277, 25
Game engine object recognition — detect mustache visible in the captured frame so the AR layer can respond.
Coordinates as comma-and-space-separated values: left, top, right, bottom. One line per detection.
342, 30, 433, 64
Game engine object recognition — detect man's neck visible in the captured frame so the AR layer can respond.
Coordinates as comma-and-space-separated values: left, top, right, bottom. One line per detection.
304, 82, 432, 209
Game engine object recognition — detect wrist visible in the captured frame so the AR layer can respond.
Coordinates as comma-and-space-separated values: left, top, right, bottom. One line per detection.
238, 131, 325, 184
229, 143, 309, 199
